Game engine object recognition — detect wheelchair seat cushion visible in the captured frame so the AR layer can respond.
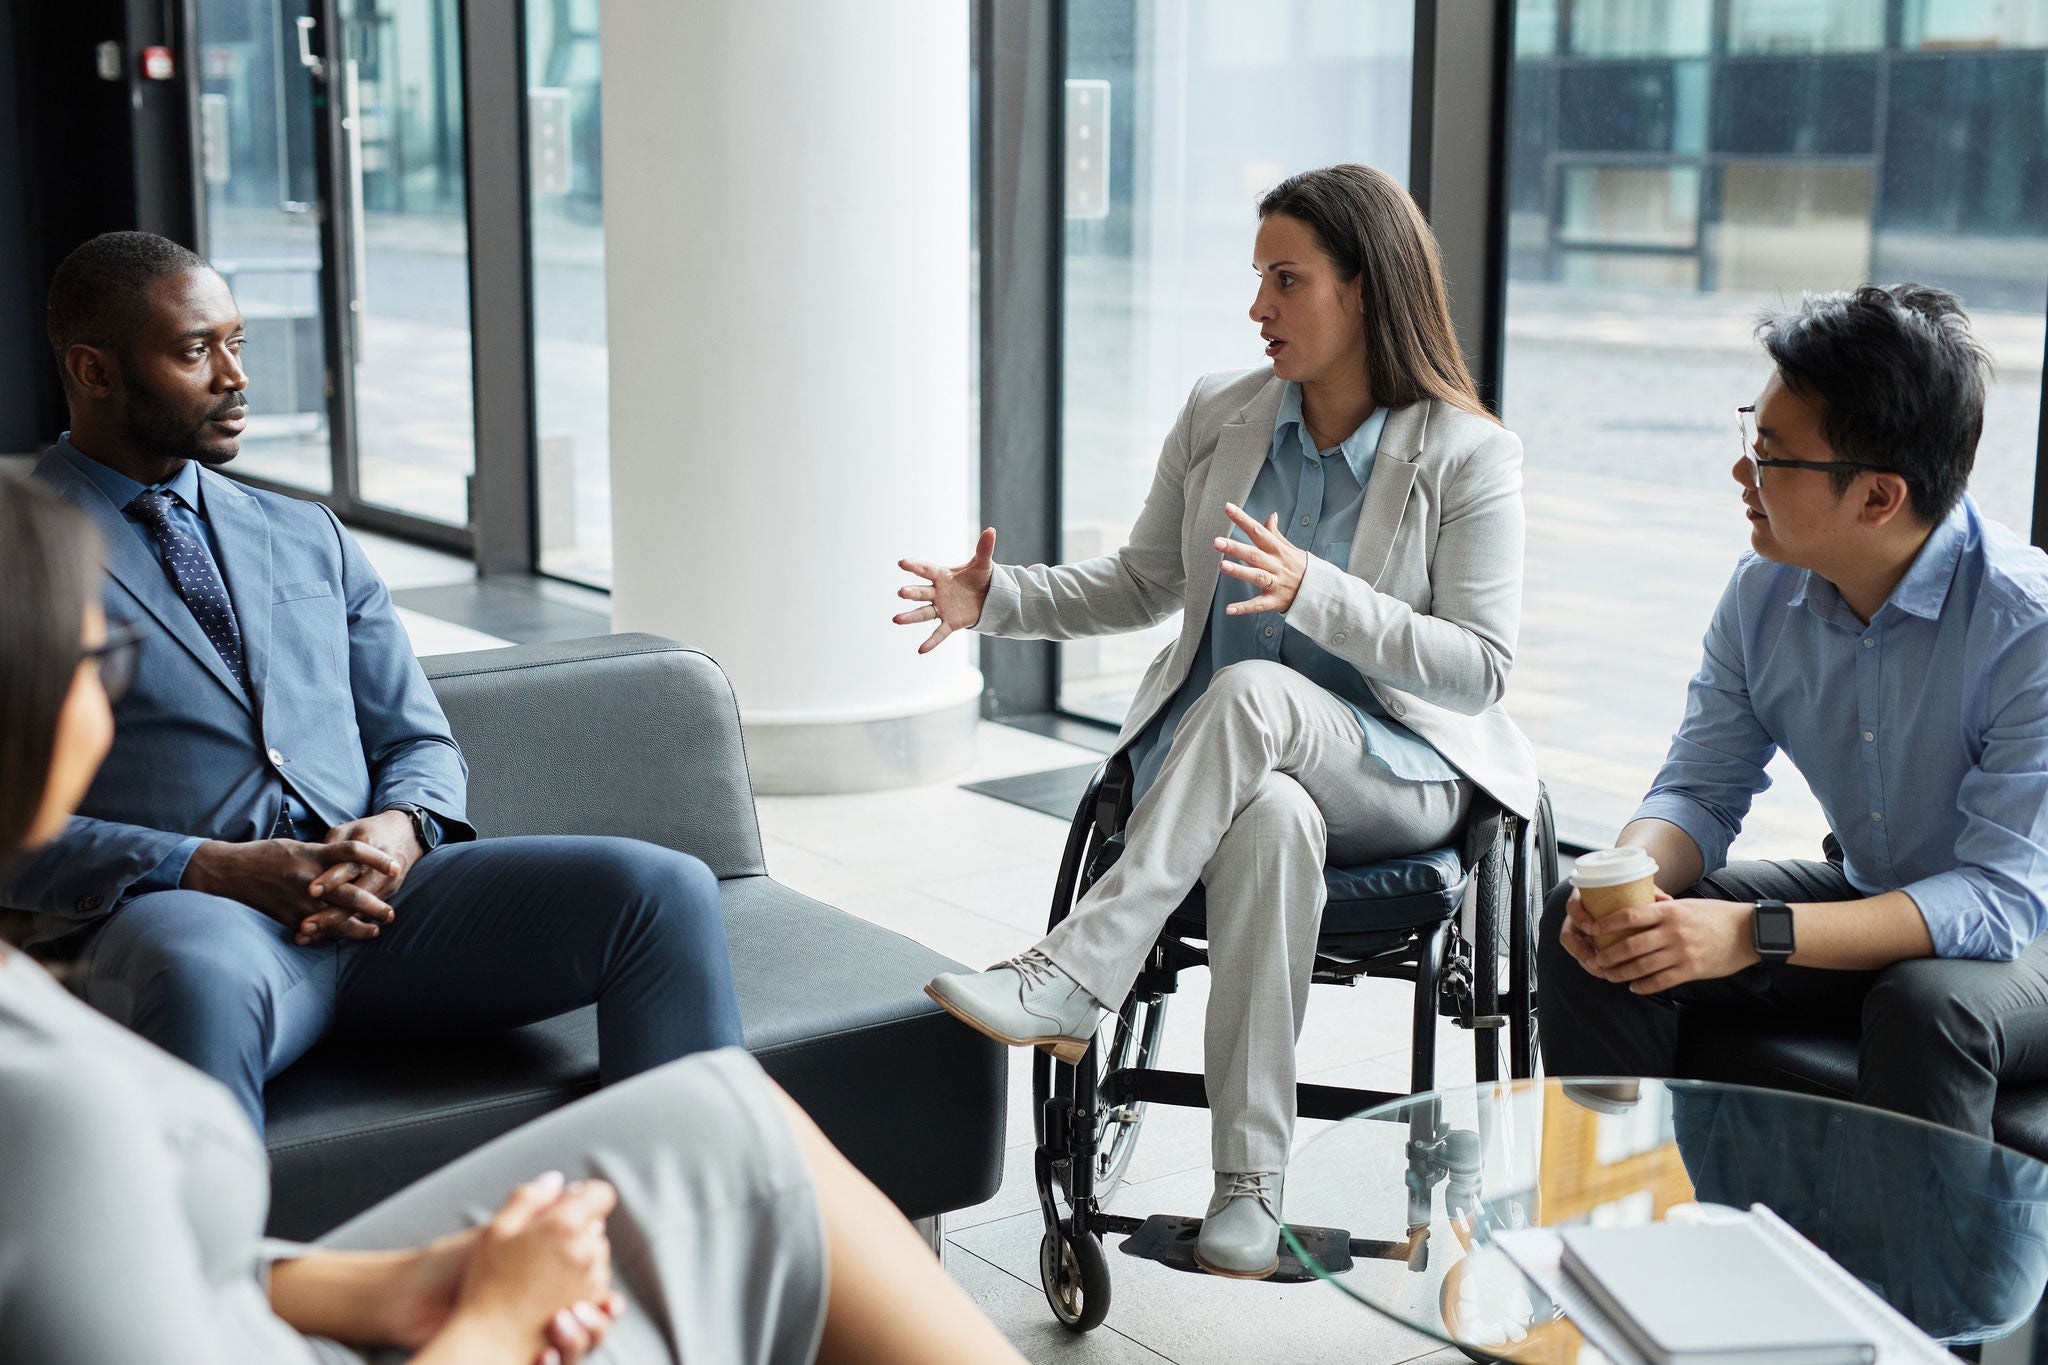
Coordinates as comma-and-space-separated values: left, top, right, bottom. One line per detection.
1087, 834, 1468, 938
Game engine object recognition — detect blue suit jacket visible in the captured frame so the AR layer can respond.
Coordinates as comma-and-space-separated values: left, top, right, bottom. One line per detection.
3, 447, 473, 947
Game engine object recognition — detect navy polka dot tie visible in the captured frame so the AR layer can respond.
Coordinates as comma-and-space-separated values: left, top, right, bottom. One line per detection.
126, 489, 250, 695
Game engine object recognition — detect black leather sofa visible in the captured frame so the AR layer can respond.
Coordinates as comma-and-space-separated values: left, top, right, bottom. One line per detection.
1676, 1013, 2048, 1163
262, 634, 1006, 1240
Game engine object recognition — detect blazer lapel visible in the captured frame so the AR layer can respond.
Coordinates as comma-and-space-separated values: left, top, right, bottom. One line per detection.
1347, 400, 1425, 587
34, 451, 254, 711
1185, 378, 1286, 632
200, 469, 273, 705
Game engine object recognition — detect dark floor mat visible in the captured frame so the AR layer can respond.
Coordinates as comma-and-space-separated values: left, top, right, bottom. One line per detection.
960, 763, 1098, 821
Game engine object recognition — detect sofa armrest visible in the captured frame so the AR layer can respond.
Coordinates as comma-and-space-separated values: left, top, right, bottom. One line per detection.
422, 634, 767, 879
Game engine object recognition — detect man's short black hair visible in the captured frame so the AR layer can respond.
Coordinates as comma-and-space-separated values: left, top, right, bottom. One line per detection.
1757, 283, 1990, 524
45, 231, 209, 381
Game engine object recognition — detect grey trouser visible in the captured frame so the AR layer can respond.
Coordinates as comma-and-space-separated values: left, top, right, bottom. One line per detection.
1038, 660, 1471, 1172
1537, 855, 2048, 1140
311, 1048, 827, 1365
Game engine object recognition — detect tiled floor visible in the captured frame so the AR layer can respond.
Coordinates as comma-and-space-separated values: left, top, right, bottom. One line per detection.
755, 723, 1474, 1365
360, 533, 1474, 1364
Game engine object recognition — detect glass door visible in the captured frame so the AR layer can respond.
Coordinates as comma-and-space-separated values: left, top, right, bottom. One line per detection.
193, 0, 478, 539
335, 0, 476, 526
193, 0, 334, 494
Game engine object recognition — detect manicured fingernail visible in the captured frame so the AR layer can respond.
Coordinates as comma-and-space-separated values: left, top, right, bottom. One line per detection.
534, 1170, 565, 1190
540, 1350, 562, 1365
573, 1301, 607, 1330
553, 1308, 580, 1337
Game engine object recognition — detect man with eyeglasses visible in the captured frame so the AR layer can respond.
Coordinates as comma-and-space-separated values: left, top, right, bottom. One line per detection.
1537, 283, 2048, 1140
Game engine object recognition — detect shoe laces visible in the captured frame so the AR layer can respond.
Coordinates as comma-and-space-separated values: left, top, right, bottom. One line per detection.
1003, 949, 1065, 992
1221, 1171, 1278, 1216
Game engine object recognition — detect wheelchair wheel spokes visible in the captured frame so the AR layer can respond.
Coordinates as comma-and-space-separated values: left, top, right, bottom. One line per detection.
1091, 991, 1167, 1199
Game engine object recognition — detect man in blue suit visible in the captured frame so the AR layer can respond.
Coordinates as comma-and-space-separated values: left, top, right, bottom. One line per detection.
2, 231, 744, 1133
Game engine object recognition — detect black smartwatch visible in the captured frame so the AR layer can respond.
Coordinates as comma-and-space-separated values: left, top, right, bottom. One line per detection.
1752, 899, 1796, 960
383, 802, 443, 855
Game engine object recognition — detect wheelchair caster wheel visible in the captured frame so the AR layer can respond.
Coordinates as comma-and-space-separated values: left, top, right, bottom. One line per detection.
1039, 1225, 1111, 1332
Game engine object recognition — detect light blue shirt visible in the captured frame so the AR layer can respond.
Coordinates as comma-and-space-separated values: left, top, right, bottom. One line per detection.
1130, 383, 1459, 800
63, 434, 220, 571
1636, 496, 2048, 961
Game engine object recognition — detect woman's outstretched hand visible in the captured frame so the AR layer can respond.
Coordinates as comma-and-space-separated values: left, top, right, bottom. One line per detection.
1216, 504, 1308, 615
895, 528, 997, 654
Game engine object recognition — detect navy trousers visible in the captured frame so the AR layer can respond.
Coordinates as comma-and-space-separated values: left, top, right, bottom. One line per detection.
72, 835, 744, 1135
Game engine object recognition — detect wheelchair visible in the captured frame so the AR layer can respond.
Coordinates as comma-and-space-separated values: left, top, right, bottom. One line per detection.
1031, 755, 1559, 1331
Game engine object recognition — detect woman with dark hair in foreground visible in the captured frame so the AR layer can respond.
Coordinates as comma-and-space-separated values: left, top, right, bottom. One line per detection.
0, 475, 1025, 1365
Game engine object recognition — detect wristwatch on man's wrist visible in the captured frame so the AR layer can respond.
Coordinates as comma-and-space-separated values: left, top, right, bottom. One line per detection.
1751, 898, 1797, 960
383, 802, 443, 855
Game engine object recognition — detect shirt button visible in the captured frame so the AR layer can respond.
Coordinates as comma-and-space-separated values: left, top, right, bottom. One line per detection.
1299, 515, 1310, 527
1263, 625, 1275, 638
267, 748, 286, 766
1871, 811, 1883, 822
1863, 731, 1875, 742
1863, 638, 1875, 648
1334, 632, 1347, 645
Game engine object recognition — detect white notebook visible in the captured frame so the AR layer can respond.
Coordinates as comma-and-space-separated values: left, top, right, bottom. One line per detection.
1494, 1207, 1950, 1365
1560, 1217, 1875, 1365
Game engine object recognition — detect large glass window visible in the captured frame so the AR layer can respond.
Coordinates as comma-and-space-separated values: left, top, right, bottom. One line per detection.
345, 0, 478, 527
193, 0, 478, 532
525, 0, 610, 586
195, 0, 334, 495
1504, 0, 2048, 856
1059, 0, 1414, 723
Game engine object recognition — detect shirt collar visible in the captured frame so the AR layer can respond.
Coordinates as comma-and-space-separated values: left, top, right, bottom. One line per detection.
1273, 382, 1387, 485
1789, 498, 1971, 627
1882, 498, 1970, 621
58, 433, 205, 516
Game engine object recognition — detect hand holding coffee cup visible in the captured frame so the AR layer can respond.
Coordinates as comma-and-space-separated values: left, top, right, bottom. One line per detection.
1569, 847, 1660, 950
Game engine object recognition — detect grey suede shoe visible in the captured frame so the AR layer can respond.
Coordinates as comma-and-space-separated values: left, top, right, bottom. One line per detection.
924, 949, 1104, 1064
1193, 1170, 1283, 1279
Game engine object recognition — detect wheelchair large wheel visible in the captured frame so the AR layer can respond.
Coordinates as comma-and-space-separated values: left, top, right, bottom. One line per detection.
1040, 1223, 1111, 1332
1509, 789, 1561, 1078
1469, 815, 1513, 1085
1091, 991, 1168, 1198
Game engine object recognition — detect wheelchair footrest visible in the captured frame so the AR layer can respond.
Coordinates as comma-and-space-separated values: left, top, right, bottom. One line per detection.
1113, 1214, 1352, 1283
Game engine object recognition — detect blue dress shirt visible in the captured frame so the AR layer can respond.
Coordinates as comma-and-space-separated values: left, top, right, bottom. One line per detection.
1129, 383, 1459, 801
1635, 497, 2048, 960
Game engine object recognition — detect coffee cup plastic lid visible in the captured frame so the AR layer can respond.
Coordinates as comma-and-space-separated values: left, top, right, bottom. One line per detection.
1570, 846, 1658, 889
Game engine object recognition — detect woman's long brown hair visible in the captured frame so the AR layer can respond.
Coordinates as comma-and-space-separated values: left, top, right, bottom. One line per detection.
0, 477, 103, 864
1258, 164, 1497, 425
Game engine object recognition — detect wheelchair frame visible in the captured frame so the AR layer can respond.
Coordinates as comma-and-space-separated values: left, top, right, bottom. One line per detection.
1031, 758, 1558, 1331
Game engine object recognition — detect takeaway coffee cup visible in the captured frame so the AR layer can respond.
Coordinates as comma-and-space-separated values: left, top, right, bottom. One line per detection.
1569, 846, 1659, 950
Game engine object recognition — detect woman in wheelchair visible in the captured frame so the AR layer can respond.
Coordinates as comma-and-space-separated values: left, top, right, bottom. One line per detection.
898, 163, 1538, 1280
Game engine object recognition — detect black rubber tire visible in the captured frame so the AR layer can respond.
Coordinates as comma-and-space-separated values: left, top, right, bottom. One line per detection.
1040, 1224, 1112, 1332
1471, 817, 1511, 1084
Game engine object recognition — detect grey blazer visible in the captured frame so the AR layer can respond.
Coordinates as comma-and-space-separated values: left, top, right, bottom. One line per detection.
977, 367, 1539, 818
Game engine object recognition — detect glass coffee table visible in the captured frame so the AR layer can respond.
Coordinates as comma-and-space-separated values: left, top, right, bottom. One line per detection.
1280, 1077, 2048, 1362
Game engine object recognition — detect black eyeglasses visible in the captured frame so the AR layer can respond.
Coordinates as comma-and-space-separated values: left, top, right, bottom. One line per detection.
84, 621, 143, 703
1738, 405, 1889, 478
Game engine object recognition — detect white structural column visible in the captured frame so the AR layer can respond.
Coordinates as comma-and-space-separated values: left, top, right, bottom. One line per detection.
601, 2, 979, 794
